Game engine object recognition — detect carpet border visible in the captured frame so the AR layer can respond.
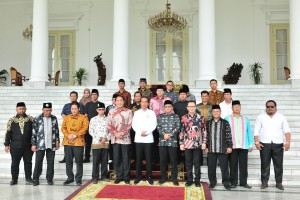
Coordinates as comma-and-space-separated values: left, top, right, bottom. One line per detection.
201, 182, 213, 200
64, 179, 93, 200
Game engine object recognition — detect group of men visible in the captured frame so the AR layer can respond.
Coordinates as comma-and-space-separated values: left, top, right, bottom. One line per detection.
4, 78, 291, 191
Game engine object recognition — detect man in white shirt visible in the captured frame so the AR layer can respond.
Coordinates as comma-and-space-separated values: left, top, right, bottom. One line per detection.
219, 88, 233, 119
132, 97, 157, 185
254, 100, 291, 190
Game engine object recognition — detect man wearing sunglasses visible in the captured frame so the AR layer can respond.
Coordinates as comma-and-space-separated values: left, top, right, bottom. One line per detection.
254, 100, 291, 190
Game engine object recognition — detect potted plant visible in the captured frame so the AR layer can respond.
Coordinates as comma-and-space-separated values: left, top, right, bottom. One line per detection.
73, 68, 88, 86
249, 62, 263, 84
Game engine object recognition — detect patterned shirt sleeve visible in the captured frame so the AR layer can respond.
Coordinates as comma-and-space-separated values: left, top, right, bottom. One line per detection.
224, 120, 233, 148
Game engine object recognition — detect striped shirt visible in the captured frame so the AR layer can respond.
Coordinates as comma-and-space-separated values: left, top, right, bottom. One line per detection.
224, 115, 254, 149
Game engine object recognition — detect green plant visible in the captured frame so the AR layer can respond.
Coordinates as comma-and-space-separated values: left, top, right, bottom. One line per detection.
73, 68, 88, 86
249, 62, 263, 84
0, 69, 9, 76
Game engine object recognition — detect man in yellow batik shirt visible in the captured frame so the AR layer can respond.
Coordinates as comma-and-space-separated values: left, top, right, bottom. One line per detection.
61, 102, 89, 186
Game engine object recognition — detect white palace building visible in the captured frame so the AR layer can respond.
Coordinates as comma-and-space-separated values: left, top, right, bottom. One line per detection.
0, 0, 300, 199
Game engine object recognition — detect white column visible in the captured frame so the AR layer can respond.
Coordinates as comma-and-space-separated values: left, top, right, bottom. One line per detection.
111, 0, 130, 82
196, 0, 216, 87
29, 0, 48, 83
290, 0, 300, 87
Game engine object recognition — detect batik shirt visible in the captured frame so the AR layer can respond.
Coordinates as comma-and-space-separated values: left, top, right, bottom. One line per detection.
114, 90, 132, 108
150, 96, 171, 118
206, 118, 232, 154
138, 88, 153, 101
196, 102, 212, 122
157, 113, 180, 147
107, 107, 133, 144
61, 114, 89, 147
209, 90, 224, 105
179, 113, 207, 149
164, 90, 178, 103
89, 115, 110, 149
32, 114, 60, 151
186, 93, 196, 102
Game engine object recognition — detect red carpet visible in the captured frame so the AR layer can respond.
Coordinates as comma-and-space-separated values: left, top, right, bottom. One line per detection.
95, 184, 184, 200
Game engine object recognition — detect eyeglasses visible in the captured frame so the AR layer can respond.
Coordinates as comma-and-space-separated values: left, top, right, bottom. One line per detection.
266, 106, 275, 109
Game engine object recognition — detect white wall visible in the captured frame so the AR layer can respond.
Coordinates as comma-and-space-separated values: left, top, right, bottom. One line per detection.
0, 0, 289, 86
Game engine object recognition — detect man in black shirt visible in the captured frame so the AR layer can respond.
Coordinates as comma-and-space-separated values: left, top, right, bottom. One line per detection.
173, 89, 189, 121
4, 102, 34, 185
84, 89, 104, 163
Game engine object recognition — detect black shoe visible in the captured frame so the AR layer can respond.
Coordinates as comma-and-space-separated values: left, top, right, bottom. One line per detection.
124, 180, 130, 185
100, 178, 110, 182
134, 179, 142, 185
173, 180, 179, 186
114, 179, 122, 184
185, 181, 192, 187
83, 158, 90, 163
63, 179, 74, 185
209, 183, 215, 189
146, 177, 154, 185
276, 183, 284, 190
47, 180, 54, 185
261, 182, 268, 189
10, 180, 18, 186
195, 182, 201, 187
59, 158, 66, 163
33, 180, 39, 186
231, 184, 237, 188
76, 180, 82, 186
93, 179, 98, 184
240, 184, 252, 189
158, 179, 167, 185
224, 184, 231, 190
26, 178, 33, 184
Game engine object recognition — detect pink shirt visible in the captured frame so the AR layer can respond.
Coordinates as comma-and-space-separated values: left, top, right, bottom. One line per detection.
150, 96, 171, 118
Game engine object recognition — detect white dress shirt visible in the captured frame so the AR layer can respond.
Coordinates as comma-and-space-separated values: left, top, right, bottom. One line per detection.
132, 108, 157, 143
220, 100, 233, 119
254, 112, 290, 143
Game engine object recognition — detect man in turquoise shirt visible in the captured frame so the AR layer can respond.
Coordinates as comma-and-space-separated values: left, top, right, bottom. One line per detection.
224, 100, 254, 189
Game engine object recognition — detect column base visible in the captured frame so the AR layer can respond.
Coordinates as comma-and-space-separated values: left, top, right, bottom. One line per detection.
24, 81, 46, 89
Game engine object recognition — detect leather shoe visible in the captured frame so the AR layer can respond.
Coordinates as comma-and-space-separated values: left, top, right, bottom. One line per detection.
93, 179, 98, 184
26, 178, 33, 184
158, 179, 167, 185
224, 184, 231, 190
185, 181, 192, 187
114, 179, 122, 184
261, 182, 268, 189
195, 182, 201, 187
59, 158, 66, 163
209, 184, 215, 189
240, 184, 252, 189
231, 184, 237, 188
124, 180, 130, 185
47, 180, 54, 185
173, 180, 179, 186
10, 180, 18, 186
76, 181, 82, 186
63, 179, 74, 185
276, 183, 284, 190
33, 180, 39, 186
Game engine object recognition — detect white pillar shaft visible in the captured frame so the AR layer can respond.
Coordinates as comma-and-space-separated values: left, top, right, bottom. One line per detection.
112, 0, 129, 81
198, 0, 216, 80
30, 0, 48, 82
290, 0, 300, 79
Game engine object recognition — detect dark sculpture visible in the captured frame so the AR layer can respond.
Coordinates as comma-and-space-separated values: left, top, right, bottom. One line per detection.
93, 53, 106, 85
222, 63, 243, 84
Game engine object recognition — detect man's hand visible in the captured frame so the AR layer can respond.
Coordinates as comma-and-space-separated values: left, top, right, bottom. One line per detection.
31, 146, 37, 152
226, 148, 232, 154
284, 142, 290, 151
164, 134, 170, 140
56, 142, 60, 150
249, 147, 253, 152
180, 144, 185, 151
255, 143, 264, 150
201, 143, 206, 150
115, 132, 123, 139
101, 138, 108, 144
205, 148, 209, 153
4, 146, 10, 153
141, 131, 147, 137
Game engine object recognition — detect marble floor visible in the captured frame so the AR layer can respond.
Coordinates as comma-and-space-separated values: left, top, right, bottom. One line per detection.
0, 178, 299, 200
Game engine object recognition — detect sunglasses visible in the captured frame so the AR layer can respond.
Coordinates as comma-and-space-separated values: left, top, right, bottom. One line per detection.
266, 106, 275, 109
